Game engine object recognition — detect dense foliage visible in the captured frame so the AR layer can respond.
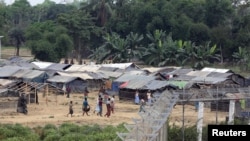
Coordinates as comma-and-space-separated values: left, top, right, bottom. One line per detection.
0, 119, 248, 141
0, 0, 250, 69
0, 123, 126, 141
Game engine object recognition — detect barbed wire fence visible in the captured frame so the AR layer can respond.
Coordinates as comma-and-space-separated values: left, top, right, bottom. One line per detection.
117, 87, 250, 141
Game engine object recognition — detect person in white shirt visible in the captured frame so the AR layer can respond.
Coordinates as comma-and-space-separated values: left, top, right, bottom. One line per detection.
110, 95, 115, 114
147, 90, 151, 105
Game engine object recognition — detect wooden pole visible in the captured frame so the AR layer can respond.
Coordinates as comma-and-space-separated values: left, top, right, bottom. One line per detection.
25, 83, 30, 104
46, 83, 49, 105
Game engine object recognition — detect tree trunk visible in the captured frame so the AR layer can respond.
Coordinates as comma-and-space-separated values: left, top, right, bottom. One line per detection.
16, 45, 20, 56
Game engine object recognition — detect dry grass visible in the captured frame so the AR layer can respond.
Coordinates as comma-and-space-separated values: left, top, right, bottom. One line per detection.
1, 47, 33, 59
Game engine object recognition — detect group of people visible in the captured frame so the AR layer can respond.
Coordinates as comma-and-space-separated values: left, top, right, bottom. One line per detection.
67, 87, 115, 118
93, 88, 115, 118
135, 90, 153, 113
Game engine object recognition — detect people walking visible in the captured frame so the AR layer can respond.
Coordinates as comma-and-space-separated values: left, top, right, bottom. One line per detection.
135, 90, 140, 105
98, 97, 103, 116
66, 85, 71, 98
82, 98, 90, 116
139, 98, 146, 113
67, 101, 74, 117
147, 90, 152, 106
110, 95, 115, 114
94, 95, 101, 115
104, 98, 111, 118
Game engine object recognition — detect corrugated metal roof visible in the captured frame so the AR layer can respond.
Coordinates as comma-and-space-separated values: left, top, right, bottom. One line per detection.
47, 75, 78, 83
57, 72, 93, 80
0, 66, 22, 77
207, 72, 233, 78
191, 76, 228, 84
142, 66, 181, 73
168, 68, 193, 75
124, 70, 145, 75
201, 67, 231, 73
144, 80, 170, 90
121, 76, 155, 89
46, 63, 71, 71
114, 74, 154, 83
32, 61, 54, 69
187, 70, 211, 77
98, 66, 117, 72
170, 75, 195, 81
97, 70, 123, 78
86, 72, 109, 79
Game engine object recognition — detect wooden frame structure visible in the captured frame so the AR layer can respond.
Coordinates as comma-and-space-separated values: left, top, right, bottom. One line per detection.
5, 81, 64, 105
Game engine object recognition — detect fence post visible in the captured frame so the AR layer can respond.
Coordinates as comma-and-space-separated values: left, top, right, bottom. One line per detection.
228, 100, 235, 125
197, 102, 204, 141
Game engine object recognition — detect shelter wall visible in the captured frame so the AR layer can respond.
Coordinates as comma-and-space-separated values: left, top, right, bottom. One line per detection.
0, 97, 18, 112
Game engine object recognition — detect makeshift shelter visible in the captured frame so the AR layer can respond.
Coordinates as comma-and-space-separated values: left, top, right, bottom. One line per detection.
0, 66, 23, 79
0, 88, 19, 113
12, 69, 49, 83
118, 74, 177, 100
47, 75, 87, 93
55, 71, 104, 91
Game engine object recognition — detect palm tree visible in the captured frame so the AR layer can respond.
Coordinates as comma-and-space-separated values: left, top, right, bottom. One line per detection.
126, 32, 144, 62
193, 41, 219, 69
232, 46, 249, 71
98, 32, 129, 63
142, 29, 167, 66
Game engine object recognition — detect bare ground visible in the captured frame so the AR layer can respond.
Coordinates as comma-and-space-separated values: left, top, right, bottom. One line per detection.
0, 91, 229, 128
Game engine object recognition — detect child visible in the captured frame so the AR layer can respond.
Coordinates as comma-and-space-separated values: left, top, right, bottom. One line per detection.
82, 98, 90, 116
67, 101, 74, 117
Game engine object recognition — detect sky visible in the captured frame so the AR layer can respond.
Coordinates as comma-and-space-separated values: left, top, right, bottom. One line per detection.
5, 0, 62, 6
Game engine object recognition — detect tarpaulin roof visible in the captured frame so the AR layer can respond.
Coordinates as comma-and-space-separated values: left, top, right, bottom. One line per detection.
191, 76, 228, 84
64, 64, 83, 71
114, 74, 154, 83
45, 63, 71, 71
47, 75, 79, 83
201, 67, 232, 73
11, 69, 32, 78
97, 70, 123, 78
0, 79, 16, 87
56, 71, 93, 80
101, 63, 140, 69
77, 65, 101, 72
31, 61, 54, 69
142, 66, 180, 73
0, 66, 22, 77
207, 72, 233, 78
187, 70, 211, 77
168, 80, 189, 89
21, 70, 47, 79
